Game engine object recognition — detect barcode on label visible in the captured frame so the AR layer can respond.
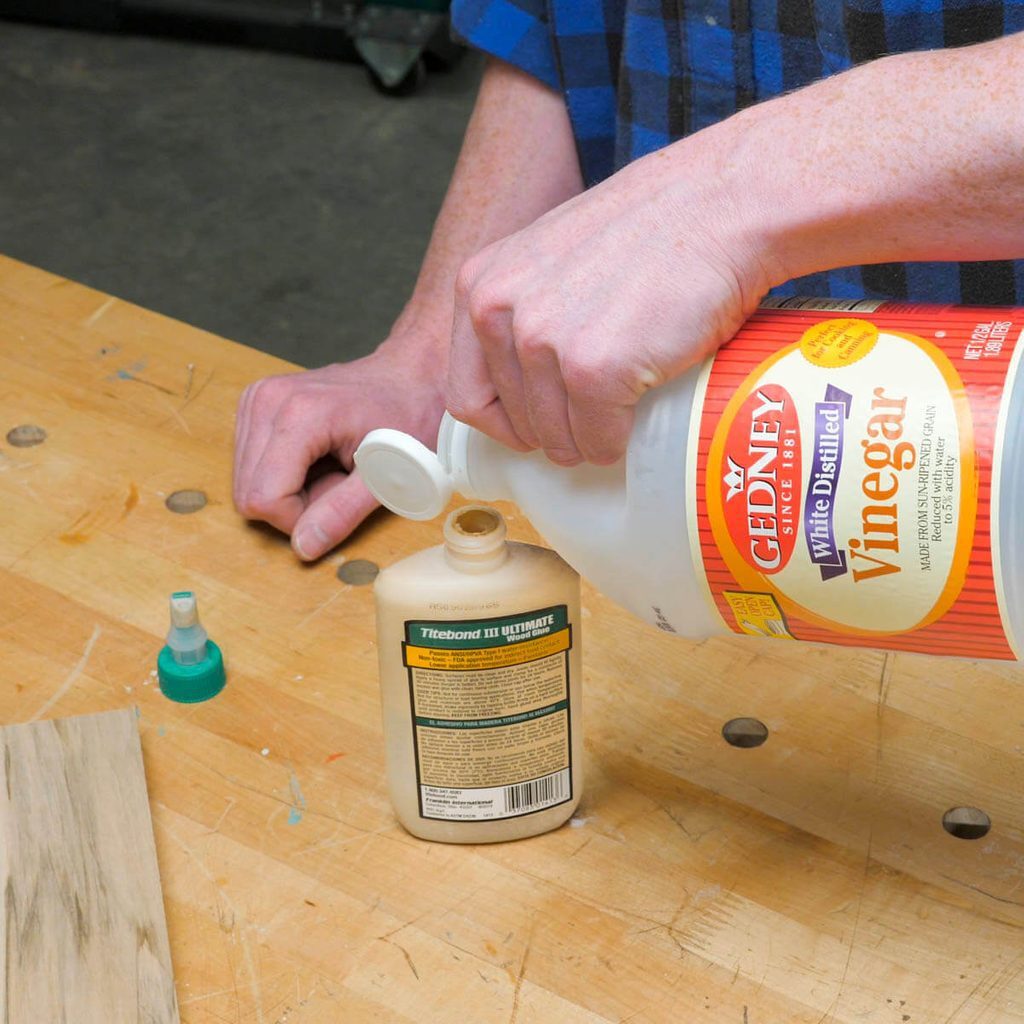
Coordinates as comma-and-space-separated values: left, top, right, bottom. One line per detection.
759, 296, 886, 313
503, 769, 569, 814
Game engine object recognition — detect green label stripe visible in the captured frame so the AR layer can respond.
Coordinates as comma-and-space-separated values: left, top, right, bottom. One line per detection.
406, 605, 568, 650
415, 699, 569, 730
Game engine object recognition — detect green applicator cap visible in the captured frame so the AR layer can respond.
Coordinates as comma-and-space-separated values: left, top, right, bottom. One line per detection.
157, 591, 226, 703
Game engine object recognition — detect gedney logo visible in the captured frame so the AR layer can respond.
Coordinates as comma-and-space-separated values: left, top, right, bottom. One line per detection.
720, 384, 802, 574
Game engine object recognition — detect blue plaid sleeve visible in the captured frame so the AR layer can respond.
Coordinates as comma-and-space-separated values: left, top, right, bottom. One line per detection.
450, 0, 560, 89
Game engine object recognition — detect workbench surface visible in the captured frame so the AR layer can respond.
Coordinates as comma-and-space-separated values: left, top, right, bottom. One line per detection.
1, 255, 1022, 1023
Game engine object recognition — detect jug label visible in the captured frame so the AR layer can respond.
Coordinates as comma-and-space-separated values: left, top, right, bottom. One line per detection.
691, 304, 1023, 657
402, 605, 574, 821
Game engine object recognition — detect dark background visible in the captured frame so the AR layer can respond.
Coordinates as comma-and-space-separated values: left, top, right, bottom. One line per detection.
0, 18, 481, 367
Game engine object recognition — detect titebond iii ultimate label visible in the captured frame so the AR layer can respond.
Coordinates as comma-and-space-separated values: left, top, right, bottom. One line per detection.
403, 606, 573, 822
690, 302, 1023, 658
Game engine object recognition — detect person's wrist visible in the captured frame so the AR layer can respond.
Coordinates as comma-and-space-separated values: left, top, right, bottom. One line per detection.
721, 57, 905, 288
708, 100, 823, 292
658, 107, 794, 306
376, 312, 449, 394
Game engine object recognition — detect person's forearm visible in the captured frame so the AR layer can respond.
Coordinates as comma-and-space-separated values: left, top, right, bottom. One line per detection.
235, 61, 580, 556
385, 59, 583, 359
728, 33, 1024, 285
441, 31, 1021, 467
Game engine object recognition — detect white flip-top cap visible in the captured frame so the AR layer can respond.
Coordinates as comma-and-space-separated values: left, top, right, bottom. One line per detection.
354, 429, 453, 520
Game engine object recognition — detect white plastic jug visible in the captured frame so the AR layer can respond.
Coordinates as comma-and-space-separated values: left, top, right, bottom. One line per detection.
356, 300, 1024, 661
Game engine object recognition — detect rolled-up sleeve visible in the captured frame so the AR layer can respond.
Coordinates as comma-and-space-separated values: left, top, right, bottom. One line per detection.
450, 0, 559, 89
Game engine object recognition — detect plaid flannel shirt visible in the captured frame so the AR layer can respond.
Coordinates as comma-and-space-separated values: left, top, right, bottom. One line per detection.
450, 0, 1024, 304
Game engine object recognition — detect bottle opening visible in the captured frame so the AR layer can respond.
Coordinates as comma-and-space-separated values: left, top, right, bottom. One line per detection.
444, 505, 508, 570
453, 507, 501, 536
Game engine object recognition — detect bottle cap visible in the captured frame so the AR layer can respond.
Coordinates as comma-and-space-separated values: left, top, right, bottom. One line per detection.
169, 591, 200, 629
354, 429, 453, 520
158, 591, 226, 703
158, 640, 226, 704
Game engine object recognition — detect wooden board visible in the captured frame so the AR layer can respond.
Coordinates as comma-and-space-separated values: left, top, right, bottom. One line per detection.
0, 253, 1021, 1022
0, 708, 178, 1022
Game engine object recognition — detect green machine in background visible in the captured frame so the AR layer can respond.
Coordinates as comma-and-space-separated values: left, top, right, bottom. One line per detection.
351, 0, 459, 93
0, 0, 464, 94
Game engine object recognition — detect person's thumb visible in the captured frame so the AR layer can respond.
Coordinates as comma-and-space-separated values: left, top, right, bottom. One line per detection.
291, 472, 379, 561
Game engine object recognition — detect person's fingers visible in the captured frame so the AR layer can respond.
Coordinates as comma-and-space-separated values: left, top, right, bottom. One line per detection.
305, 468, 347, 506
449, 288, 532, 451
518, 345, 581, 466
566, 393, 635, 464
471, 307, 539, 449
292, 472, 380, 561
243, 407, 328, 534
453, 393, 530, 449
235, 380, 282, 507
233, 384, 256, 507
560, 341, 656, 463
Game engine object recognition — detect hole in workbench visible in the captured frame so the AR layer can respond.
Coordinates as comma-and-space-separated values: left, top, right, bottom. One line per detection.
942, 806, 991, 840
337, 559, 380, 585
165, 489, 208, 514
721, 717, 769, 748
6, 424, 47, 447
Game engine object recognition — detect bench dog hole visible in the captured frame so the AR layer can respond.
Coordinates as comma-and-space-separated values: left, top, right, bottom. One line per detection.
722, 717, 769, 749
166, 489, 208, 514
6, 424, 47, 448
942, 806, 991, 840
338, 559, 380, 585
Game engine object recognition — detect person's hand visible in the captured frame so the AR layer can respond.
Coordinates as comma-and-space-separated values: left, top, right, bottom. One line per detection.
234, 337, 445, 560
447, 120, 777, 466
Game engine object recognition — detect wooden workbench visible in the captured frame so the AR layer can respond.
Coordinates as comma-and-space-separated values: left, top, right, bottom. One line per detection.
1, 254, 1022, 1023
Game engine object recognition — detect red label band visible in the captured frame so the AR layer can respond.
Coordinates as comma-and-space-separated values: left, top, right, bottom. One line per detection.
692, 304, 1022, 659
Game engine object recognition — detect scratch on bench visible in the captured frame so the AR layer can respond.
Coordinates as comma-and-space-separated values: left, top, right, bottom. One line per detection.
30, 624, 101, 721
83, 296, 116, 327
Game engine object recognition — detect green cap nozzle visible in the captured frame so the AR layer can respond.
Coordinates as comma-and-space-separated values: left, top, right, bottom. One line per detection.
157, 591, 226, 703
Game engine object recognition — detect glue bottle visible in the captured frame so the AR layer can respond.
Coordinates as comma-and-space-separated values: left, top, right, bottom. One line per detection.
373, 504, 582, 843
356, 300, 1024, 661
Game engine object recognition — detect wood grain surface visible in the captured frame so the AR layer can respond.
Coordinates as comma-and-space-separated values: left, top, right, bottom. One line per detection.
0, 708, 178, 1022
0, 254, 1022, 1023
